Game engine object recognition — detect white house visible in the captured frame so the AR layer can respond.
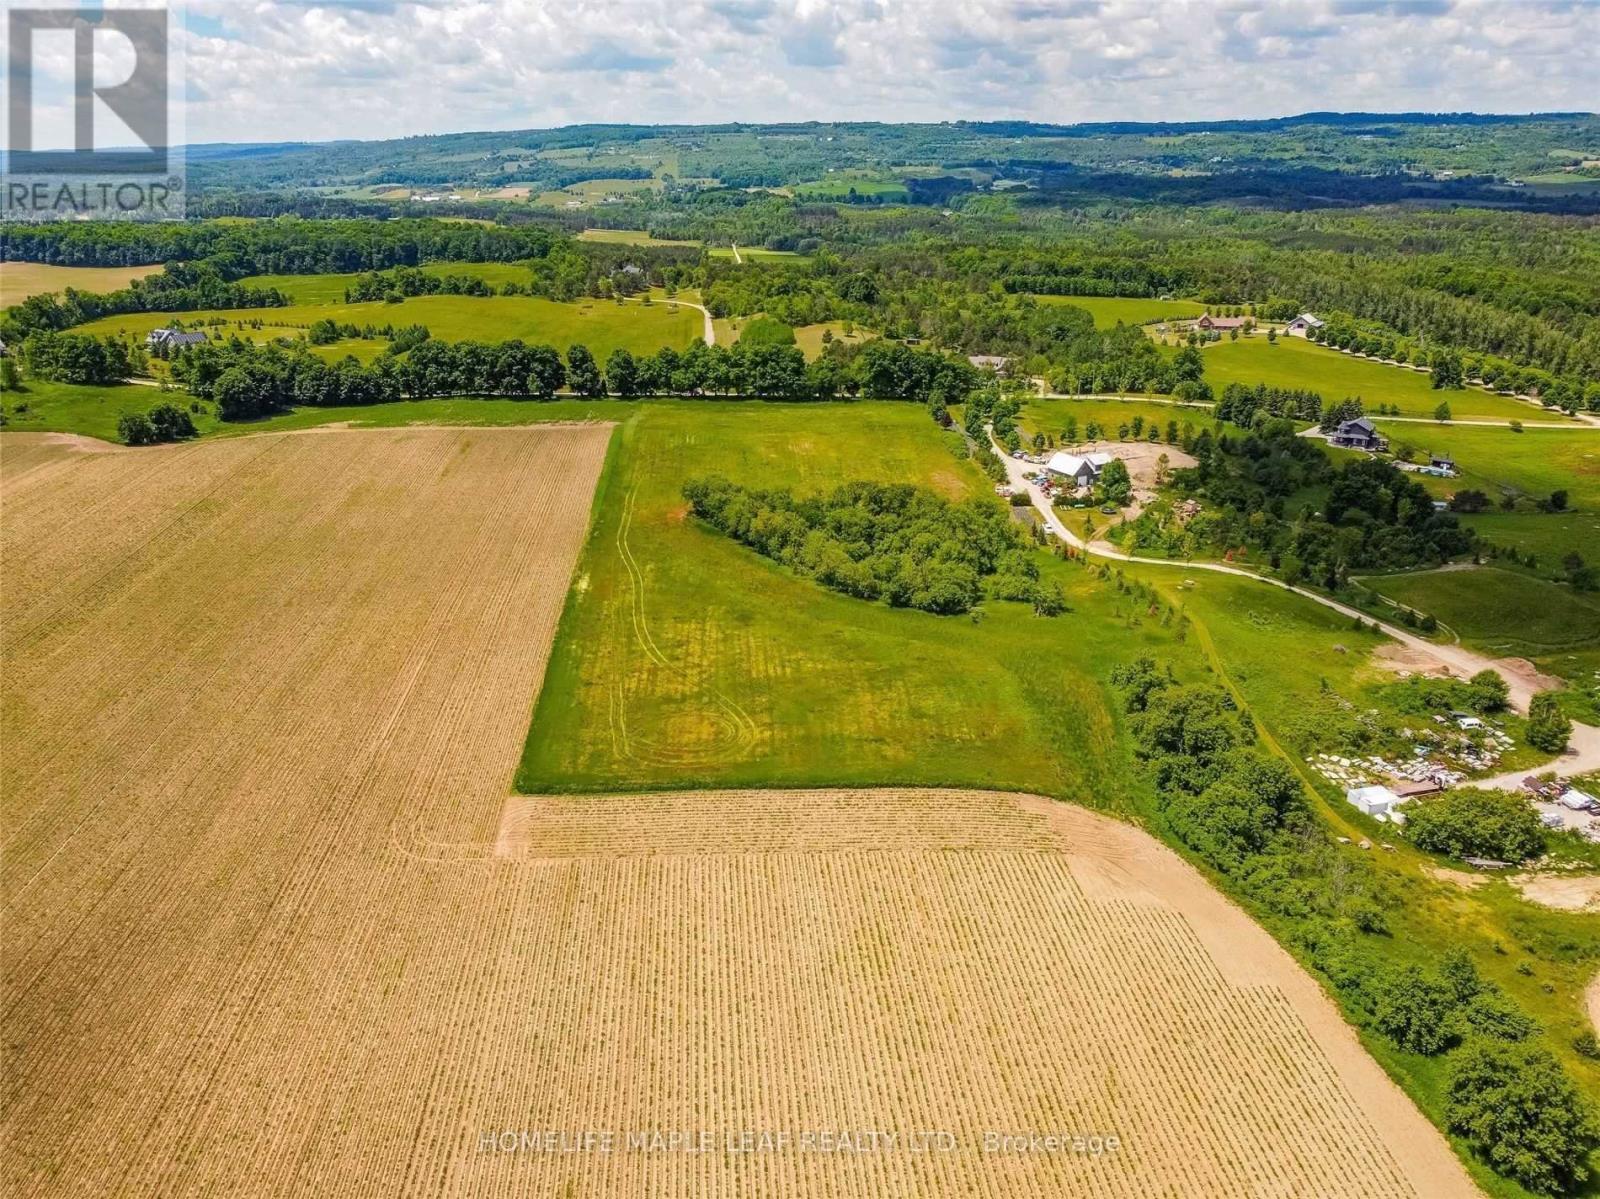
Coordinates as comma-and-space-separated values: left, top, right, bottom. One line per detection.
1346, 784, 1405, 822
1284, 312, 1326, 338
1046, 451, 1114, 489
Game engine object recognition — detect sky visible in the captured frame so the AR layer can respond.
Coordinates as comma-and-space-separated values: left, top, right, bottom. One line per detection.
13, 0, 1600, 148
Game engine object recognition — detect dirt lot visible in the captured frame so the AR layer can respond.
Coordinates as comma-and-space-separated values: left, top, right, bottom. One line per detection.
1, 429, 1472, 1197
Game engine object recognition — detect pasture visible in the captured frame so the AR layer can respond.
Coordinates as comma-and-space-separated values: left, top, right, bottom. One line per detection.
1356, 566, 1600, 655
1191, 335, 1575, 423
72, 293, 702, 360
1, 261, 162, 308
1036, 294, 1208, 328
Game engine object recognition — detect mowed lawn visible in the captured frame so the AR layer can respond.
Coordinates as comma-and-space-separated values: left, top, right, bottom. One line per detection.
516, 400, 1182, 807
1020, 396, 1220, 443
1, 261, 163, 308
1356, 566, 1600, 655
1193, 335, 1575, 423
1035, 294, 1207, 328
72, 294, 703, 359
1374, 422, 1600, 511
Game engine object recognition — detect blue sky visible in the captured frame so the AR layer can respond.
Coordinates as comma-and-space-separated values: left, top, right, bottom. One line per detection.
150, 0, 1600, 143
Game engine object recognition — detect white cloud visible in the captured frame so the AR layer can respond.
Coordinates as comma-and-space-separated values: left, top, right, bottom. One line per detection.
172, 0, 1599, 144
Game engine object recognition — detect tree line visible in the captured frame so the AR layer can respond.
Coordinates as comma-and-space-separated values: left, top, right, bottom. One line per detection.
154, 334, 984, 421
1110, 657, 1597, 1196
682, 476, 1063, 616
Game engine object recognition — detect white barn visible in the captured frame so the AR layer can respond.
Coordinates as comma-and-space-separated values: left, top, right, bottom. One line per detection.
1045, 451, 1114, 489
1284, 313, 1326, 338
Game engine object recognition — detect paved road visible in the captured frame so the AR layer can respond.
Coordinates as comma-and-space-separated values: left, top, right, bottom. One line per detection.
992, 434, 1582, 718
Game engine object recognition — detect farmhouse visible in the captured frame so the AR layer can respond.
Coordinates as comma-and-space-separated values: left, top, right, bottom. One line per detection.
1284, 312, 1326, 338
1195, 314, 1249, 332
1045, 450, 1115, 489
146, 328, 208, 350
1329, 417, 1388, 452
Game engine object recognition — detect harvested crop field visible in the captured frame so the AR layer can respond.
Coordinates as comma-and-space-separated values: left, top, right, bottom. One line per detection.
1, 428, 1472, 1196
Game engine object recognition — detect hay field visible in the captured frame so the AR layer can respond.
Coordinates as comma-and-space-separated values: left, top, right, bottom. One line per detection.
1, 425, 610, 1196
1, 261, 162, 307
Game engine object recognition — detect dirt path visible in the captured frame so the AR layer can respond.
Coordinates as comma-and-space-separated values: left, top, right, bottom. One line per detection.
616, 294, 714, 346
1589, 973, 1600, 1036
1474, 719, 1600, 790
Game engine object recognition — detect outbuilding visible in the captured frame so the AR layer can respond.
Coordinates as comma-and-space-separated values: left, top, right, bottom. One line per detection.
1346, 784, 1405, 821
1045, 450, 1114, 489
1284, 312, 1326, 338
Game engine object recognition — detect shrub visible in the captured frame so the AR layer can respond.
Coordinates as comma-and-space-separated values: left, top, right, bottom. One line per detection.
1445, 1041, 1598, 1195
1405, 788, 1545, 862
1527, 692, 1572, 754
1372, 965, 1460, 1054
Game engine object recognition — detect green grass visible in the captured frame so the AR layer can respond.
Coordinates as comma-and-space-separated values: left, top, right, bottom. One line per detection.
1355, 567, 1600, 656
1191, 336, 1576, 423
1019, 396, 1219, 443
1141, 566, 1600, 1171
1461, 511, 1600, 572
0, 379, 219, 443
72, 294, 701, 359
515, 400, 1179, 806
1375, 421, 1600, 570
1375, 422, 1600, 511
792, 173, 909, 201
576, 228, 703, 247
707, 246, 809, 263
240, 262, 539, 303
1034, 294, 1207, 328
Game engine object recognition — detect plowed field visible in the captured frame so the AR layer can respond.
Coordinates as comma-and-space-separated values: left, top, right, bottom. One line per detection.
1, 428, 1473, 1197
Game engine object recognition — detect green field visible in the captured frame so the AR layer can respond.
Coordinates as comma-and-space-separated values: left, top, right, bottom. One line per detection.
239, 262, 540, 303
576, 228, 703, 247
72, 294, 702, 359
1019, 395, 1219, 443
707, 246, 809, 263
516, 400, 1175, 805
1374, 421, 1600, 512
1356, 566, 1600, 655
792, 173, 909, 201
1035, 294, 1208, 328
1194, 336, 1576, 423
0, 380, 218, 443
